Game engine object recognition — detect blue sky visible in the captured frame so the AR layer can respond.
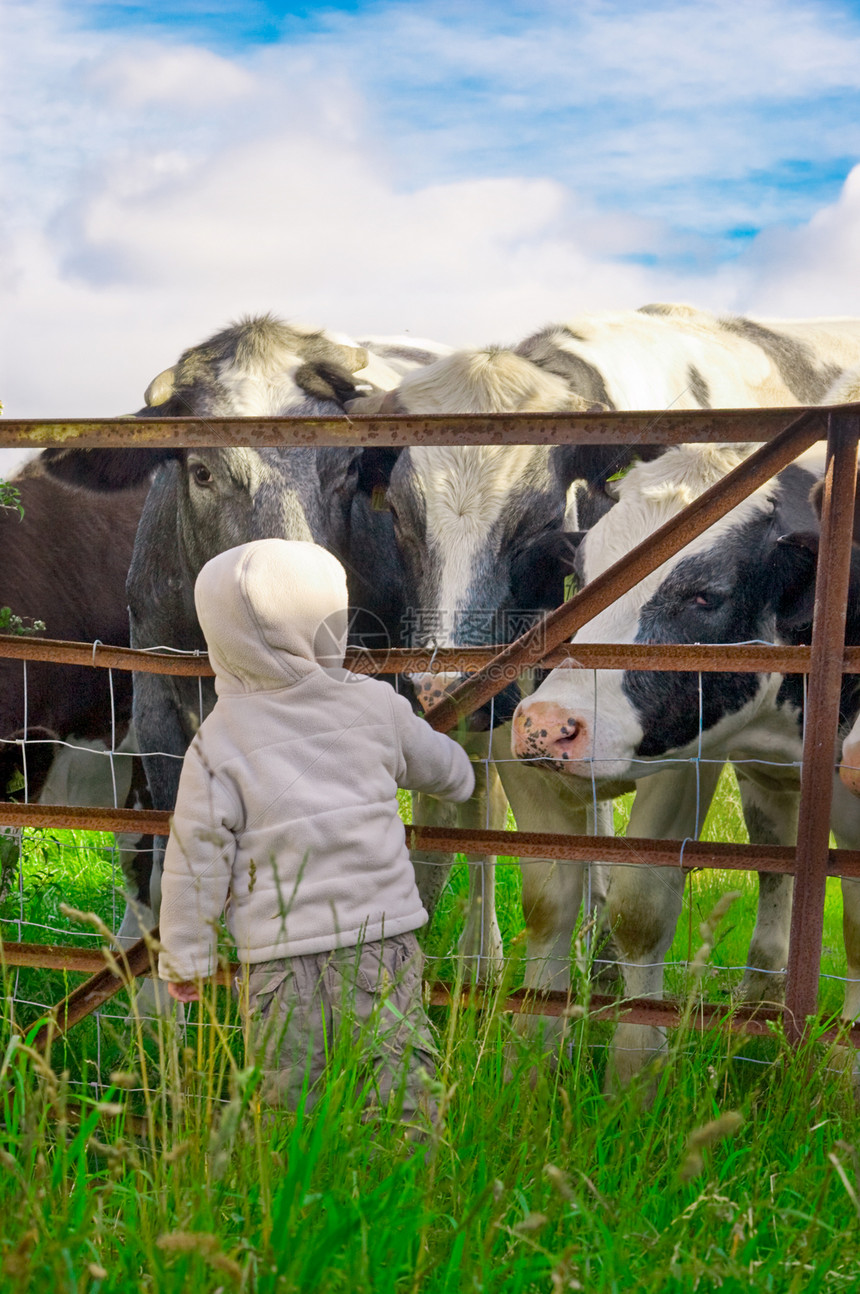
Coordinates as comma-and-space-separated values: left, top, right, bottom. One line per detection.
70, 0, 860, 244
4, 0, 860, 422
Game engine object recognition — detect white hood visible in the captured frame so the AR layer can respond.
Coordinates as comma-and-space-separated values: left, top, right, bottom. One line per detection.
194, 539, 349, 694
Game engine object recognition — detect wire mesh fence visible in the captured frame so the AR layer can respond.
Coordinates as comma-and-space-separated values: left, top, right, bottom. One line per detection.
0, 400, 858, 1083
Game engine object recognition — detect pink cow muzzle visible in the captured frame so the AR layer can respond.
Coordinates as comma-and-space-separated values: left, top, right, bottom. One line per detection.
511, 700, 593, 769
410, 671, 462, 713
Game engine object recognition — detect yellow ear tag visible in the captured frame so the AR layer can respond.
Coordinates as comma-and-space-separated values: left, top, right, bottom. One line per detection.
371, 486, 389, 512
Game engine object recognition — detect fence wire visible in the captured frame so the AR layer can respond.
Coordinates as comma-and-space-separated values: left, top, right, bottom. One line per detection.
1, 630, 856, 1082
1, 402, 856, 1084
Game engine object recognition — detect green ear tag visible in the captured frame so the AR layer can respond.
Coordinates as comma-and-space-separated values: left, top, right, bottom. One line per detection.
605, 458, 639, 485
563, 574, 577, 602
371, 485, 389, 512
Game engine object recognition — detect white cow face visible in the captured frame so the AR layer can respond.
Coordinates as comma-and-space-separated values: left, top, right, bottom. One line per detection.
388, 445, 574, 721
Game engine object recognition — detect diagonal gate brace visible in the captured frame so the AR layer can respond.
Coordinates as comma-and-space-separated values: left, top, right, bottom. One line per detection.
32, 927, 160, 1052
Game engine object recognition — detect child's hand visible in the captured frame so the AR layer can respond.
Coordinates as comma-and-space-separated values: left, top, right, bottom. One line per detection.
167, 980, 200, 1002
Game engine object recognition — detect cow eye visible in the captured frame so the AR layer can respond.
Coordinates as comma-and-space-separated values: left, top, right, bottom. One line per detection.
191, 463, 213, 487
693, 592, 719, 609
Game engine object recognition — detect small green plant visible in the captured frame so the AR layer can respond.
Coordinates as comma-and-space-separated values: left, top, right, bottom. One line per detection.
0, 479, 23, 520
0, 606, 45, 636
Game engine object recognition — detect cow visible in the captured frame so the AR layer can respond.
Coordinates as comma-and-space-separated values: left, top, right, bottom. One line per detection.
347, 306, 860, 1007
506, 434, 860, 1083
360, 304, 860, 419
348, 344, 647, 983
0, 462, 142, 792
0, 461, 153, 925
42, 314, 450, 931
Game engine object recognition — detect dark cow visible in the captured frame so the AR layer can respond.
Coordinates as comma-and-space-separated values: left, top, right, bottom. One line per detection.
43, 315, 448, 925
0, 463, 144, 789
772, 509, 860, 792
0, 462, 153, 917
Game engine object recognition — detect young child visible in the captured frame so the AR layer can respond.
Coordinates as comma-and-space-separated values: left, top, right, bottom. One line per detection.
157, 538, 475, 1120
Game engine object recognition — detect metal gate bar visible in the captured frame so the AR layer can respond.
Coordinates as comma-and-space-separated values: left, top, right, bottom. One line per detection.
0, 401, 854, 1053
4, 814, 860, 877
785, 410, 860, 1037
7, 633, 860, 676
0, 405, 817, 451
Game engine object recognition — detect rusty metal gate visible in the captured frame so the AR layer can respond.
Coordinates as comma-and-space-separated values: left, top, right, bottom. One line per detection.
0, 401, 857, 1050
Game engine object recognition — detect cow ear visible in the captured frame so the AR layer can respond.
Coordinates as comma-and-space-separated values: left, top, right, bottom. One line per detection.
778, 530, 820, 556
810, 474, 860, 545
357, 448, 401, 500
294, 361, 361, 406
770, 531, 819, 627
554, 436, 667, 497
345, 388, 404, 415
810, 479, 823, 519
510, 530, 586, 609
41, 447, 182, 492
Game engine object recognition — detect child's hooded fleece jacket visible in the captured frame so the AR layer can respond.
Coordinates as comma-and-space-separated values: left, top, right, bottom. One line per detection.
158, 539, 475, 983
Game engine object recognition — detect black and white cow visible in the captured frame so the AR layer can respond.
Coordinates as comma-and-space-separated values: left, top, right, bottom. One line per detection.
348, 306, 860, 1000
43, 314, 449, 929
509, 439, 860, 1082
348, 343, 652, 982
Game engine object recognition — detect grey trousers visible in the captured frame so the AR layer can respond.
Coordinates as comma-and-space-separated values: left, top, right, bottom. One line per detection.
238, 931, 437, 1122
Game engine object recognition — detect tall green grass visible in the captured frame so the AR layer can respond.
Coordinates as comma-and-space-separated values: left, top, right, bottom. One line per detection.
1, 773, 859, 1290
2, 945, 860, 1292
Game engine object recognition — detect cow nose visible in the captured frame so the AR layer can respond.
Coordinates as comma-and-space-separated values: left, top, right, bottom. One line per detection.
839, 733, 860, 797
410, 671, 462, 712
511, 701, 591, 762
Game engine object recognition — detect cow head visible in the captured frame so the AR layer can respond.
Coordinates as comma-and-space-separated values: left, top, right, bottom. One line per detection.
510, 446, 821, 781
354, 347, 658, 727
41, 316, 409, 602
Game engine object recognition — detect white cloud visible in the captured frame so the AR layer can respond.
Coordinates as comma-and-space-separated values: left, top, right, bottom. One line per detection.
84, 42, 254, 110
735, 164, 860, 315
2, 0, 860, 420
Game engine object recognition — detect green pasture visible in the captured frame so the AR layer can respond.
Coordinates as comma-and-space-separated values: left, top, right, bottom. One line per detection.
0, 769, 859, 1291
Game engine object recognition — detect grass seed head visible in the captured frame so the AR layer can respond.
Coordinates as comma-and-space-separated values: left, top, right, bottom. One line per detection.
157, 1231, 220, 1254
544, 1163, 576, 1203
163, 1140, 192, 1163
157, 1232, 242, 1283
514, 1212, 549, 1234
109, 1071, 139, 1090
680, 1111, 743, 1181
699, 891, 742, 945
